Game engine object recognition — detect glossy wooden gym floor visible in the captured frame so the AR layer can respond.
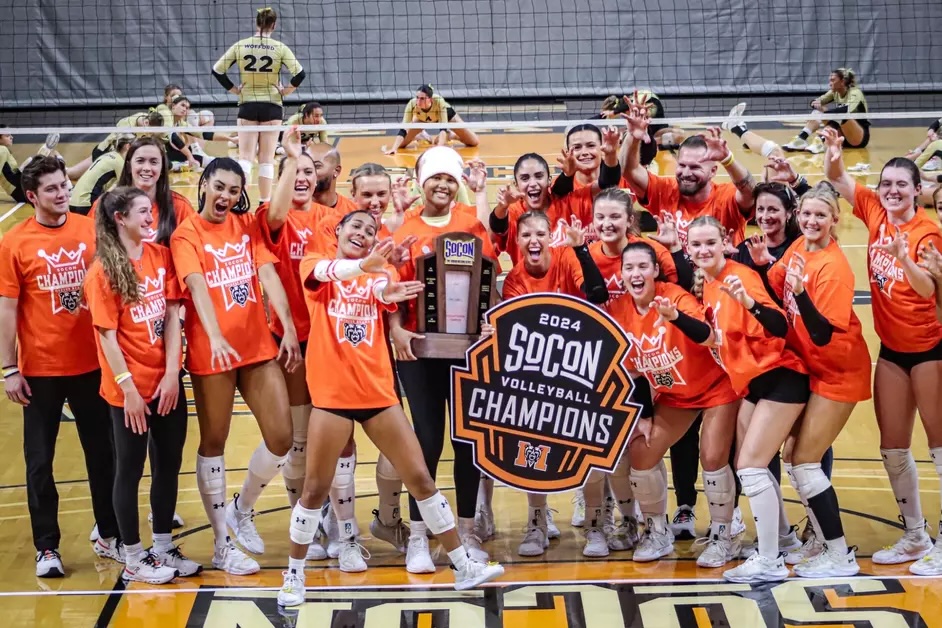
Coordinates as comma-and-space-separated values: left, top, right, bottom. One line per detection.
0, 123, 940, 627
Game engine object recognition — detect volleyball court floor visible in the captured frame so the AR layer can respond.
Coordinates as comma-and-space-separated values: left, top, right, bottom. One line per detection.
0, 122, 940, 627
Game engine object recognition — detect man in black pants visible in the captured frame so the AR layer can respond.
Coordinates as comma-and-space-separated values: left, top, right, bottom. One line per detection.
0, 156, 122, 577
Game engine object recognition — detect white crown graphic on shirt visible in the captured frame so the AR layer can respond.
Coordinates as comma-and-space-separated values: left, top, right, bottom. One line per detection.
295, 227, 313, 241
604, 274, 623, 289
37, 244, 87, 269
138, 268, 166, 297
627, 326, 668, 353
204, 235, 250, 263
337, 277, 375, 301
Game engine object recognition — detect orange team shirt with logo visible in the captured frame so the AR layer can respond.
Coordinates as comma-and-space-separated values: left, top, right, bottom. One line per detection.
495, 190, 596, 265
393, 211, 496, 331
90, 191, 195, 245
589, 237, 678, 308
641, 175, 747, 248
700, 259, 806, 395
0, 214, 99, 376
853, 183, 942, 352
299, 253, 399, 409
767, 237, 871, 403
311, 208, 399, 258
502, 247, 584, 299
83, 243, 183, 405
607, 283, 739, 408
170, 212, 279, 375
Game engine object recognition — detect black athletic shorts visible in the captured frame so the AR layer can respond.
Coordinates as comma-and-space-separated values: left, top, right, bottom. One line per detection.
238, 102, 283, 123
745, 366, 810, 405
315, 406, 394, 423
826, 119, 871, 148
631, 376, 654, 419
272, 333, 309, 358
879, 339, 942, 373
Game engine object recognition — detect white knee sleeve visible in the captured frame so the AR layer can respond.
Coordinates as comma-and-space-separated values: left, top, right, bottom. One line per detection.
334, 455, 355, 488
258, 162, 275, 180
760, 140, 778, 157
197, 455, 226, 495
237, 159, 253, 178
289, 503, 323, 545
792, 462, 831, 501
416, 491, 456, 535
630, 460, 668, 516
376, 453, 400, 481
702, 466, 736, 508
737, 467, 775, 498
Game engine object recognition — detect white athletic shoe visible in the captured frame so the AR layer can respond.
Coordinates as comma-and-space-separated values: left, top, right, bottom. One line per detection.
89, 524, 100, 543
670, 505, 696, 540
122, 551, 177, 584
212, 540, 260, 575
779, 526, 803, 552
872, 526, 933, 564
148, 511, 185, 529
722, 102, 747, 131
323, 506, 342, 558
807, 140, 825, 154
153, 545, 202, 577
546, 508, 561, 539
794, 545, 860, 578
786, 532, 824, 565
924, 156, 942, 172
784, 137, 810, 151
277, 570, 306, 607
226, 495, 265, 555
518, 525, 549, 557
453, 558, 504, 591
731, 508, 746, 537
39, 133, 60, 157
338, 537, 369, 573
910, 544, 942, 576
460, 531, 489, 563
571, 490, 586, 527
370, 510, 410, 553
94, 537, 125, 562
405, 535, 436, 574
473, 504, 496, 541
633, 521, 674, 562
36, 549, 64, 578
606, 517, 640, 551
306, 541, 328, 561
723, 552, 789, 583
416, 131, 434, 144
695, 524, 742, 568
583, 527, 610, 558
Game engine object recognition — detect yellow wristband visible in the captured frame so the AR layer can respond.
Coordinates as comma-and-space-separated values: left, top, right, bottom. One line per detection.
720, 153, 735, 168
114, 371, 131, 384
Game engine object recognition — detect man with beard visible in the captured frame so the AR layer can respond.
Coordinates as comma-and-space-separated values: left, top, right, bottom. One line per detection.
308, 143, 357, 215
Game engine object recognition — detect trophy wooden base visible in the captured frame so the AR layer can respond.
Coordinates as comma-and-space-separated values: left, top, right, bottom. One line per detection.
411, 333, 479, 360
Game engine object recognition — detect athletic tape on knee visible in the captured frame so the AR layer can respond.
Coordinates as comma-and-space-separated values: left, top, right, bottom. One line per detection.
702, 465, 736, 510
736, 467, 775, 498
290, 405, 311, 441
792, 462, 831, 501
237, 159, 253, 178
289, 502, 323, 545
760, 140, 778, 158
258, 162, 275, 180
630, 461, 668, 516
196, 454, 226, 495
416, 491, 456, 535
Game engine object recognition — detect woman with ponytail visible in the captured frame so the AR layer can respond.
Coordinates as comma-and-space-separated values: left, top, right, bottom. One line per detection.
84, 187, 199, 584
169, 158, 302, 575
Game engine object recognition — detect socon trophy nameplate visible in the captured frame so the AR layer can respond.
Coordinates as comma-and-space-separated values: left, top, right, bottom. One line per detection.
412, 232, 498, 359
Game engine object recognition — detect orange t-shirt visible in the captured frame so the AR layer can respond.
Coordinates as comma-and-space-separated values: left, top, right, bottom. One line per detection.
853, 183, 942, 352
701, 259, 806, 395
641, 175, 747, 248
502, 246, 585, 299
90, 191, 195, 245
169, 211, 279, 375
393, 210, 496, 331
84, 243, 183, 405
495, 189, 596, 265
404, 202, 478, 222
607, 283, 739, 408
299, 252, 398, 409
768, 237, 871, 403
589, 237, 678, 308
311, 210, 396, 258
0, 214, 99, 376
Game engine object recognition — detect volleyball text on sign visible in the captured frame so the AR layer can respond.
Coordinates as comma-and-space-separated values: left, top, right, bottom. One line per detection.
450, 293, 641, 493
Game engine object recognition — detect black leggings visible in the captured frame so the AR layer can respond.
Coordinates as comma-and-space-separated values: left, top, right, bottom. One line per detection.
398, 358, 479, 521
110, 384, 187, 546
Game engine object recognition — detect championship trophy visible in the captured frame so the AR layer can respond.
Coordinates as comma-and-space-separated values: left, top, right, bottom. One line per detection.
412, 232, 498, 359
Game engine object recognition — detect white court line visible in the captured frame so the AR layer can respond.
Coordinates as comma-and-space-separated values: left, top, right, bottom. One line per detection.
0, 203, 24, 223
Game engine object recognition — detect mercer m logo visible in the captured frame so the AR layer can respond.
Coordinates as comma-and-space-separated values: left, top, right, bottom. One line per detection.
514, 441, 551, 472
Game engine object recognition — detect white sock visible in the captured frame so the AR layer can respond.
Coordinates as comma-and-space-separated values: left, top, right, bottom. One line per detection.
769, 468, 792, 536
784, 462, 823, 539
738, 467, 780, 559
477, 476, 494, 510
702, 465, 735, 526
196, 454, 228, 545
329, 454, 357, 525
630, 461, 668, 533
125, 542, 145, 564
882, 448, 925, 530
411, 521, 428, 538
152, 532, 173, 552
284, 404, 311, 507
608, 458, 635, 518
240, 443, 287, 512
931, 448, 942, 543
338, 518, 357, 540
288, 556, 305, 574
375, 454, 403, 526
447, 545, 470, 570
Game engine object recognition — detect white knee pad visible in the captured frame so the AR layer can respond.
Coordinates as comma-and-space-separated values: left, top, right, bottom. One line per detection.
196, 455, 226, 494
760, 140, 778, 157
333, 455, 355, 489
237, 159, 253, 178
258, 162, 275, 180
289, 502, 323, 545
416, 491, 456, 535
629, 460, 668, 514
702, 465, 736, 506
792, 462, 830, 501
737, 467, 775, 498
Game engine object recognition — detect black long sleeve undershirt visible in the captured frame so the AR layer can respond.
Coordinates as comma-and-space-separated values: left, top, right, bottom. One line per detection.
669, 310, 711, 343
212, 71, 235, 91
748, 301, 788, 338
489, 210, 509, 235
793, 290, 834, 345
672, 249, 694, 290
551, 173, 574, 198
574, 244, 609, 304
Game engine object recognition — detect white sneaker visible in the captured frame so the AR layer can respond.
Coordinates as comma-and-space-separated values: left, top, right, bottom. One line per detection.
723, 552, 789, 583
779, 526, 802, 552
416, 131, 434, 144
910, 544, 942, 576
212, 540, 261, 575
695, 524, 741, 568
460, 531, 489, 563
453, 558, 504, 591
122, 551, 177, 584
731, 508, 746, 537
370, 511, 410, 553
670, 505, 696, 540
94, 537, 125, 562
405, 535, 436, 574
872, 526, 933, 564
148, 512, 185, 529
338, 537, 369, 573
306, 541, 327, 561
583, 527, 610, 558
606, 517, 640, 551
323, 505, 342, 558
722, 102, 747, 131
277, 569, 306, 607
571, 490, 586, 527
794, 545, 860, 578
785, 532, 824, 565
473, 504, 495, 541
39, 133, 60, 157
518, 525, 549, 557
807, 140, 825, 154
36, 549, 64, 578
784, 137, 810, 151
226, 495, 265, 555
633, 520, 674, 562
153, 545, 202, 577
546, 508, 561, 539
89, 524, 100, 543
924, 156, 942, 172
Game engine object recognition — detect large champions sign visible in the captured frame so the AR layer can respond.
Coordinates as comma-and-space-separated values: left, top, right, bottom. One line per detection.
451, 293, 641, 493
